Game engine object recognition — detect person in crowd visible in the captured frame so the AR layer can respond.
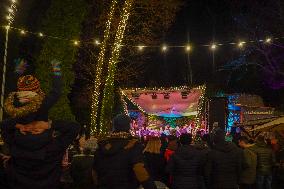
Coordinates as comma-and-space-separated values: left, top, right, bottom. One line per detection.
143, 137, 166, 183
166, 133, 206, 189
0, 60, 80, 189
0, 141, 10, 189
273, 131, 284, 189
70, 146, 94, 189
164, 135, 178, 162
92, 114, 157, 189
205, 128, 243, 189
253, 135, 275, 189
238, 136, 257, 189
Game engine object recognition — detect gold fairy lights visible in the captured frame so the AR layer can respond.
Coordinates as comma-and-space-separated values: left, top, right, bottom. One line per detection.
90, 0, 118, 132
1, 26, 279, 51
99, 0, 134, 133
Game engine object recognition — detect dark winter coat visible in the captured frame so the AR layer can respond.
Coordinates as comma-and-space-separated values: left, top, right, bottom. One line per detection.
166, 145, 206, 189
144, 152, 166, 182
93, 132, 157, 189
70, 154, 94, 189
253, 141, 275, 176
205, 142, 243, 189
1, 120, 80, 189
240, 145, 257, 184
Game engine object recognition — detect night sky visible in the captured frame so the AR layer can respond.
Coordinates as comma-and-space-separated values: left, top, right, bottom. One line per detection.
0, 0, 284, 110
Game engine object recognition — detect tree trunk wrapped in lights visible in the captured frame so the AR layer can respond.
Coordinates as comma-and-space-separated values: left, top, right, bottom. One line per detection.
99, 0, 135, 134
90, 0, 118, 133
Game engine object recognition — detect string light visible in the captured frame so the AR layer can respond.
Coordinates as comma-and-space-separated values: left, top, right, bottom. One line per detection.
211, 44, 217, 50
73, 40, 79, 46
90, 0, 118, 133
8, 8, 13, 13
94, 39, 100, 45
1, 0, 18, 121
185, 45, 191, 52
238, 41, 245, 48
99, 0, 134, 133
162, 45, 168, 52
265, 38, 272, 44
20, 30, 26, 35
1, 26, 281, 51
138, 45, 144, 51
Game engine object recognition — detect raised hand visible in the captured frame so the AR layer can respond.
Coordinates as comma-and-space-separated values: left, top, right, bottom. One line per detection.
15, 58, 28, 75
51, 59, 61, 76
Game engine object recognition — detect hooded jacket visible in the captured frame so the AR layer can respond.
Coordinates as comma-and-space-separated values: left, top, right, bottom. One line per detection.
166, 145, 206, 189
253, 141, 275, 175
205, 142, 243, 189
92, 132, 157, 189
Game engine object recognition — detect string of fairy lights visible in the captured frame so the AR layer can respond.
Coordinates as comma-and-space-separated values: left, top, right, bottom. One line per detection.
99, 0, 135, 133
1, 24, 280, 53
0, 0, 19, 121
90, 0, 118, 133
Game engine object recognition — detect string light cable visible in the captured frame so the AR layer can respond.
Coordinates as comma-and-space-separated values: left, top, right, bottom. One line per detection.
0, 0, 19, 121
1, 25, 282, 51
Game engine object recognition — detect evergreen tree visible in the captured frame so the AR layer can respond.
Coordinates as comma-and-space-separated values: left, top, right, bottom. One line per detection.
35, 0, 88, 120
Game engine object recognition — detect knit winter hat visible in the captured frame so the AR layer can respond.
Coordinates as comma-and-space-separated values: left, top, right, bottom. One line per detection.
112, 114, 131, 132
212, 127, 225, 144
17, 75, 41, 93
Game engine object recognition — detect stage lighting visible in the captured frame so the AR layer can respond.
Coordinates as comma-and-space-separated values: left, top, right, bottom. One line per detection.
151, 93, 157, 99
164, 93, 170, 99
181, 91, 188, 99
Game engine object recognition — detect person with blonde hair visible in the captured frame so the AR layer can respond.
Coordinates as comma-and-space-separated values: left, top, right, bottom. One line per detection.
144, 137, 166, 183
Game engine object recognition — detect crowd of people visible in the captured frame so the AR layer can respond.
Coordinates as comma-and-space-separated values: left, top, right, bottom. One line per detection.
1, 112, 284, 189
0, 59, 284, 189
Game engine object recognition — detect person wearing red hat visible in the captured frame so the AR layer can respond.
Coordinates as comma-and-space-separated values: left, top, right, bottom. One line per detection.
1, 59, 80, 189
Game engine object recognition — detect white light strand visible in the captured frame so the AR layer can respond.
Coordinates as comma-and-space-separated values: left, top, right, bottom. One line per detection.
90, 0, 118, 133
0, 0, 19, 121
99, 0, 134, 133
1, 26, 280, 51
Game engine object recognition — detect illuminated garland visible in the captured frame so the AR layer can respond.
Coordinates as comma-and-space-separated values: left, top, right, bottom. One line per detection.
90, 0, 118, 132
120, 90, 129, 115
120, 89, 146, 114
99, 0, 134, 134
1, 25, 279, 50
195, 85, 206, 128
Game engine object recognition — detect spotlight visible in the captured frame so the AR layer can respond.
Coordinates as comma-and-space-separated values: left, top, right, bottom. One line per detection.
151, 93, 157, 99
164, 93, 170, 99
181, 91, 188, 99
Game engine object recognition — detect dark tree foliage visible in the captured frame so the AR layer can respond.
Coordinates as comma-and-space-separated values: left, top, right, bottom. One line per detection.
35, 0, 88, 121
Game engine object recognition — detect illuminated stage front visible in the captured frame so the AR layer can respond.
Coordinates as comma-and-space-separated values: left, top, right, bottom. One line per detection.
121, 86, 206, 136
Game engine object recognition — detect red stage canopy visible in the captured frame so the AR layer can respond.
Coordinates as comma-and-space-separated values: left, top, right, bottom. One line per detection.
121, 87, 204, 117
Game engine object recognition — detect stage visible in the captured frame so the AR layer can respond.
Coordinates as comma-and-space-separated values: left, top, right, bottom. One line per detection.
120, 86, 206, 137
